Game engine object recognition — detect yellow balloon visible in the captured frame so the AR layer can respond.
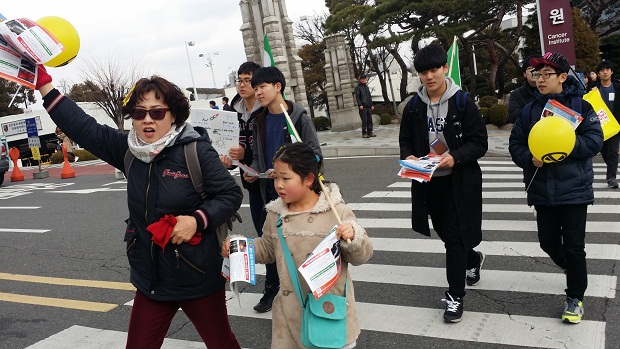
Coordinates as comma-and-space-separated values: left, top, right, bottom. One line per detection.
36, 16, 80, 67
528, 116, 576, 163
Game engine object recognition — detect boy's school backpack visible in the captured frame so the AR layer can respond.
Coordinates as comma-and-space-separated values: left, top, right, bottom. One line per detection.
123, 141, 241, 246
406, 89, 469, 146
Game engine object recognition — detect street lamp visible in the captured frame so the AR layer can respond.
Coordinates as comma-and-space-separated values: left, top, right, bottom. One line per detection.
199, 52, 219, 88
185, 41, 198, 99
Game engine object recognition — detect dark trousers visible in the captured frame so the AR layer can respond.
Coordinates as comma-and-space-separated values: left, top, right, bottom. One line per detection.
259, 179, 280, 289
247, 186, 263, 235
359, 107, 373, 135
534, 204, 588, 301
427, 175, 480, 298
126, 287, 240, 349
601, 133, 619, 180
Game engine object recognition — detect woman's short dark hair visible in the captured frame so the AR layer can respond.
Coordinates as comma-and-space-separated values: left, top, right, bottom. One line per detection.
273, 142, 323, 194
122, 76, 190, 127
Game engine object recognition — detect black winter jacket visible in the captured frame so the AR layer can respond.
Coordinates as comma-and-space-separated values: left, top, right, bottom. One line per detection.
43, 90, 243, 301
354, 83, 372, 108
508, 81, 537, 123
399, 89, 488, 250
509, 76, 603, 206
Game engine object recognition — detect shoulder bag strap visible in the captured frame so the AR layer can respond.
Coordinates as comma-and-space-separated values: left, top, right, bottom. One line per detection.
277, 215, 305, 306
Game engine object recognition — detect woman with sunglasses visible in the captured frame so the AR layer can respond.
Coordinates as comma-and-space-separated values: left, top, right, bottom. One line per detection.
35, 67, 243, 348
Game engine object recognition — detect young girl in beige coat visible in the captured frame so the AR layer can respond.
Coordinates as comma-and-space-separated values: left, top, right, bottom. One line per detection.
224, 142, 373, 348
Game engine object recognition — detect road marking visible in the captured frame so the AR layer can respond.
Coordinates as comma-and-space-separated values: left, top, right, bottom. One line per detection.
357, 218, 620, 233
0, 206, 41, 209
0, 292, 117, 312
0, 228, 49, 233
370, 237, 620, 260
48, 188, 126, 194
349, 202, 620, 214
350, 264, 615, 298
0, 273, 135, 290
364, 190, 620, 199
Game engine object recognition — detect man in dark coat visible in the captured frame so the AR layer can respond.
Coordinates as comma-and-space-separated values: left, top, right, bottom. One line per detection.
593, 61, 620, 188
399, 44, 488, 323
354, 74, 376, 138
508, 55, 541, 124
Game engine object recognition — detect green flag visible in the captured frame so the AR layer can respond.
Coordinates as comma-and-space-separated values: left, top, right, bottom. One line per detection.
263, 33, 275, 67
446, 36, 461, 87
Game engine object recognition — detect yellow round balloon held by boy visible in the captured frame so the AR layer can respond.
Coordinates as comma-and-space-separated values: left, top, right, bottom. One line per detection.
528, 116, 576, 163
36, 16, 80, 67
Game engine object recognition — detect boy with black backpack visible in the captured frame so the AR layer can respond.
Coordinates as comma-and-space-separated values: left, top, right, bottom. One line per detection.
399, 44, 488, 323
509, 52, 603, 324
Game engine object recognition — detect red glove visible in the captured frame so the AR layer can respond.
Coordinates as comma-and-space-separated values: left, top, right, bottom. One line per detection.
35, 65, 52, 90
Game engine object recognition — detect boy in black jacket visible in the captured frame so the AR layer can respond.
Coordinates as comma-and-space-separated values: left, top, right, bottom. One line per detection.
399, 44, 488, 323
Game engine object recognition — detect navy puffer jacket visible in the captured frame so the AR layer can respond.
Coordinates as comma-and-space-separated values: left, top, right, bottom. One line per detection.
509, 76, 603, 206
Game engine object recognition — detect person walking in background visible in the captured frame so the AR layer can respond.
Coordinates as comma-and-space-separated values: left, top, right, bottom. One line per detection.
354, 74, 376, 138
245, 66, 322, 313
223, 142, 373, 349
398, 44, 488, 323
222, 96, 233, 111
55, 126, 78, 162
593, 61, 620, 188
587, 69, 598, 91
209, 100, 219, 109
220, 61, 265, 258
509, 52, 603, 324
36, 68, 243, 348
509, 55, 541, 124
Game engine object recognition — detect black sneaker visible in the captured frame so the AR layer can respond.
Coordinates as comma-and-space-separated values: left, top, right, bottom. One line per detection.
608, 179, 618, 189
442, 291, 463, 323
253, 285, 278, 313
466, 251, 485, 286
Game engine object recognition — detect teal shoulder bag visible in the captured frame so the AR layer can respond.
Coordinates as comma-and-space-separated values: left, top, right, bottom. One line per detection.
277, 215, 348, 349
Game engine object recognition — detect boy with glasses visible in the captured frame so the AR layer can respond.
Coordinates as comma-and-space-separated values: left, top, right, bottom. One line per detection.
509, 52, 603, 324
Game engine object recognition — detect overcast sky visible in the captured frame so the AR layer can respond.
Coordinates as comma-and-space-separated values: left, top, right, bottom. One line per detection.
2, 0, 328, 104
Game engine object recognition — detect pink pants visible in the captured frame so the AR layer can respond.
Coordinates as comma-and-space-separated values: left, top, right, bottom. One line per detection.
126, 287, 240, 349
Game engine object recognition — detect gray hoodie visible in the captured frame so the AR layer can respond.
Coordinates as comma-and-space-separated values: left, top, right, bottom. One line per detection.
417, 77, 461, 176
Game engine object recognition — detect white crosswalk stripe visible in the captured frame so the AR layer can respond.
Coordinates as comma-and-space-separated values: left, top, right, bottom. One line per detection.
26, 158, 618, 348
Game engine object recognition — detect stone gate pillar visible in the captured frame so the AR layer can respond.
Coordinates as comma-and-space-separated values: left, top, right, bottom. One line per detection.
324, 34, 360, 131
239, 0, 308, 108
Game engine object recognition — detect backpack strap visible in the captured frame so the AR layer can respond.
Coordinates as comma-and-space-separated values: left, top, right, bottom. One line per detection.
123, 149, 135, 177
455, 90, 469, 114
184, 141, 206, 201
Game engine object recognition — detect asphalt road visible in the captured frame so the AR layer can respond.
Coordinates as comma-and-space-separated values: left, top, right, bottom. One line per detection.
0, 155, 619, 349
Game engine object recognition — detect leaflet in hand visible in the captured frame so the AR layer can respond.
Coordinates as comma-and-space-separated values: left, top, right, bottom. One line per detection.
235, 161, 270, 178
221, 237, 256, 307
0, 18, 66, 89
298, 225, 342, 300
541, 99, 583, 130
398, 153, 442, 182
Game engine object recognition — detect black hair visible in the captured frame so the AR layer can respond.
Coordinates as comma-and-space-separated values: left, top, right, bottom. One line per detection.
273, 142, 323, 194
222, 96, 229, 102
414, 44, 447, 73
251, 66, 286, 95
238, 61, 261, 76
522, 54, 541, 72
122, 75, 190, 127
596, 61, 614, 72
209, 100, 216, 106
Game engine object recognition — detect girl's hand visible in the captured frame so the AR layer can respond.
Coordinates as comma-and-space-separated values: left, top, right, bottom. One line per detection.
337, 223, 354, 242
221, 238, 231, 257
171, 215, 198, 244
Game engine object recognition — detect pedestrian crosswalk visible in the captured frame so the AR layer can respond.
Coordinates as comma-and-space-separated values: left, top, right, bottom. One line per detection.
15, 157, 620, 348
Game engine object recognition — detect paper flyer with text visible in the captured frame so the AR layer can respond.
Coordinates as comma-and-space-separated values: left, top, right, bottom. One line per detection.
298, 225, 342, 300
190, 109, 239, 156
222, 237, 256, 307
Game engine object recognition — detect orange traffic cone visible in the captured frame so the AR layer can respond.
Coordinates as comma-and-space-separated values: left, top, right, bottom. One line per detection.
60, 143, 75, 179
9, 147, 24, 182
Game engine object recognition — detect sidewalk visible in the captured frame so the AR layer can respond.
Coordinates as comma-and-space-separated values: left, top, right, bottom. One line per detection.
317, 124, 511, 158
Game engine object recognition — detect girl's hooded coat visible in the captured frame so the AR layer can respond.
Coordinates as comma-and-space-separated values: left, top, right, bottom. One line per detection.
252, 183, 373, 349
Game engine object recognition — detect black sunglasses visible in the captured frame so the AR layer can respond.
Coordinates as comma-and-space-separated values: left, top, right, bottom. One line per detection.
131, 108, 170, 120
